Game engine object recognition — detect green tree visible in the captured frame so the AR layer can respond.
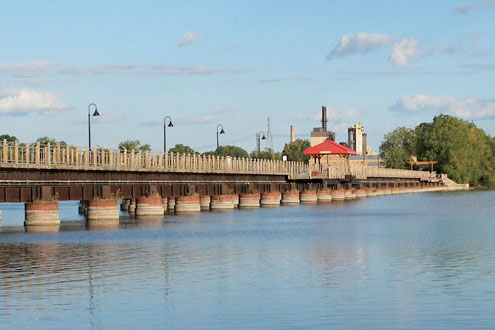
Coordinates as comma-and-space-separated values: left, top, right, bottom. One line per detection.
282, 139, 310, 162
414, 115, 495, 186
168, 144, 197, 154
36, 136, 67, 146
205, 145, 249, 158
249, 149, 282, 160
118, 140, 150, 152
379, 127, 416, 169
0, 134, 17, 142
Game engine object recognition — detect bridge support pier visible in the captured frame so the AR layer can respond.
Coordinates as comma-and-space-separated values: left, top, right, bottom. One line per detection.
356, 188, 367, 198
210, 195, 234, 211
300, 190, 317, 203
332, 189, 346, 200
239, 193, 260, 208
86, 199, 119, 229
167, 198, 176, 212
316, 190, 332, 202
175, 196, 201, 214
261, 192, 281, 207
25, 201, 60, 232
136, 197, 164, 217
282, 191, 300, 205
200, 196, 211, 211
129, 199, 136, 215
162, 198, 168, 214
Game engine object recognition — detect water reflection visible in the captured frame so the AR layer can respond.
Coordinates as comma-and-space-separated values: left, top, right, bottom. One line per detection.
0, 191, 494, 329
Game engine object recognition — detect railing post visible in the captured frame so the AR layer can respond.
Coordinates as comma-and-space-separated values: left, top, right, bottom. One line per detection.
1, 139, 7, 166
14, 140, 19, 167
25, 143, 30, 166
55, 143, 61, 168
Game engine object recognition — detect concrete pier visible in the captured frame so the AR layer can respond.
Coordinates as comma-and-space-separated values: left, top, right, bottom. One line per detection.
136, 197, 164, 217
129, 199, 136, 215
300, 190, 317, 203
239, 193, 261, 208
331, 190, 346, 200
210, 195, 234, 211
24, 201, 60, 232
233, 194, 240, 208
344, 189, 357, 199
316, 190, 333, 203
261, 192, 281, 207
167, 198, 176, 212
356, 189, 367, 198
200, 195, 211, 211
86, 199, 119, 224
175, 195, 201, 214
162, 197, 168, 214
282, 191, 300, 205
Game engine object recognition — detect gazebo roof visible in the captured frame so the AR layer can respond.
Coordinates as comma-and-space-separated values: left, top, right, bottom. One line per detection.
303, 140, 356, 156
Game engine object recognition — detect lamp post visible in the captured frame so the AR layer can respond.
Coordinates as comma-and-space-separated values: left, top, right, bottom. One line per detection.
88, 103, 100, 150
216, 124, 225, 149
163, 116, 173, 154
256, 131, 266, 157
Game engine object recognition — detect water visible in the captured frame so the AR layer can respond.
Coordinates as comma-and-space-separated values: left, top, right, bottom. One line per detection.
1, 191, 494, 329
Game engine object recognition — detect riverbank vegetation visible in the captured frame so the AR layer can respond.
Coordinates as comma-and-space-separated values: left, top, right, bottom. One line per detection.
380, 115, 495, 187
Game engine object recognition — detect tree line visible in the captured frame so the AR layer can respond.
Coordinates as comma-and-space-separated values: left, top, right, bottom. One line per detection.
380, 115, 495, 187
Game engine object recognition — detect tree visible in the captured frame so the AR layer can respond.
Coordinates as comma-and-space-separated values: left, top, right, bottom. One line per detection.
36, 136, 67, 146
282, 139, 310, 162
249, 149, 282, 160
118, 140, 150, 152
379, 127, 416, 169
381, 115, 495, 187
0, 134, 17, 142
205, 145, 249, 158
168, 144, 197, 154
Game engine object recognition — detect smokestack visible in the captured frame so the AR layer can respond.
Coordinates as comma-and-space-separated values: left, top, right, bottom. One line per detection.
290, 125, 295, 143
321, 106, 327, 132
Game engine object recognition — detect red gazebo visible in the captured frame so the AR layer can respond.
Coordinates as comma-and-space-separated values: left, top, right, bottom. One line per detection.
303, 140, 356, 163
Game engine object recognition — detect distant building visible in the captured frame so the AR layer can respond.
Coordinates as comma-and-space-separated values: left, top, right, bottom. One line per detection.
348, 122, 367, 155
310, 106, 335, 146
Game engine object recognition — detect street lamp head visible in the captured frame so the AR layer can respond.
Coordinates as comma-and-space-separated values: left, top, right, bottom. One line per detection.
92, 108, 100, 117
220, 128, 225, 134
168, 121, 174, 127
261, 134, 266, 140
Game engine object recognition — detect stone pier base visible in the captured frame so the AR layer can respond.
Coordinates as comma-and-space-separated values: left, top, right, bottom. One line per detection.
175, 196, 201, 214
200, 196, 211, 211
300, 190, 317, 203
211, 195, 234, 211
129, 199, 136, 215
24, 201, 60, 230
136, 197, 164, 217
356, 189, 367, 198
239, 194, 260, 208
167, 198, 176, 212
344, 190, 357, 199
332, 190, 346, 200
282, 191, 300, 205
162, 198, 168, 214
86, 199, 119, 229
316, 190, 332, 203
261, 192, 281, 207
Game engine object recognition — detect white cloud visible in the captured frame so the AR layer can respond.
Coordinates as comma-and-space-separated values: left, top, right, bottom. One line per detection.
0, 89, 71, 116
0, 61, 252, 77
178, 32, 200, 47
455, 0, 495, 14
326, 33, 394, 60
389, 38, 420, 67
390, 94, 495, 119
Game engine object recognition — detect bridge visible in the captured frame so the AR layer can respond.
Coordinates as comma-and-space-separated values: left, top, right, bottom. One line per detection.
0, 140, 448, 231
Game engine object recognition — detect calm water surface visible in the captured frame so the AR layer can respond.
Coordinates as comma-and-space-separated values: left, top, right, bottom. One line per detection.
1, 191, 494, 329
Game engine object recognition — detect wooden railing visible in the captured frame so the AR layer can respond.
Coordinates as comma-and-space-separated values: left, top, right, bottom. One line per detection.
0, 140, 308, 178
309, 163, 431, 181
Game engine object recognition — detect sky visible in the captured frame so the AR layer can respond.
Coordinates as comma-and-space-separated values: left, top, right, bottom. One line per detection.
0, 0, 494, 153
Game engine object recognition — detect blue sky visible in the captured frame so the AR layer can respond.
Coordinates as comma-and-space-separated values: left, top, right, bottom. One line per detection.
0, 0, 494, 153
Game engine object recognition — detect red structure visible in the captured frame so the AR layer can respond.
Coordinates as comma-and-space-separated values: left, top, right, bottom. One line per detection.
304, 140, 356, 163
